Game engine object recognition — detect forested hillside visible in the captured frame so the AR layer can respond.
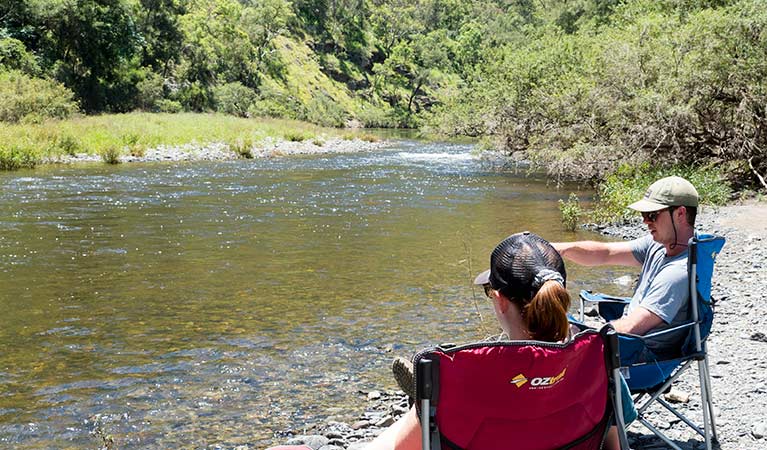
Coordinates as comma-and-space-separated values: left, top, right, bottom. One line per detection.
1, 0, 765, 187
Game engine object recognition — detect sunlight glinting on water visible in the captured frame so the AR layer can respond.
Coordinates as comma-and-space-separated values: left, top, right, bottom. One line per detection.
0, 142, 634, 447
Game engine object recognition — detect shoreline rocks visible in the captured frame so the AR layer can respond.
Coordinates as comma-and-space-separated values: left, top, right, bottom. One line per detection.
273, 390, 410, 450
271, 202, 767, 450
44, 137, 393, 165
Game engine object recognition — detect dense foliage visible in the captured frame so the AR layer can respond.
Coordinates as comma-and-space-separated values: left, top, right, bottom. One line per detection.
430, 0, 767, 189
1, 0, 765, 188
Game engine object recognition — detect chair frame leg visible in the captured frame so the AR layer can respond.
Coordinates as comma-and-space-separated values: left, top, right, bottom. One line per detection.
420, 398, 430, 449
637, 416, 684, 450
656, 397, 705, 436
698, 356, 717, 450
629, 358, 719, 450
634, 360, 692, 416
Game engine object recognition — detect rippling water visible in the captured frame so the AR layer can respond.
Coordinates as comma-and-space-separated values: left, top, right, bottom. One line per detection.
0, 140, 635, 448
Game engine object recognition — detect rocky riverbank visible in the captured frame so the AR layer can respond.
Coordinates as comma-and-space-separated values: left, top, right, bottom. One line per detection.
45, 137, 392, 164
269, 201, 767, 450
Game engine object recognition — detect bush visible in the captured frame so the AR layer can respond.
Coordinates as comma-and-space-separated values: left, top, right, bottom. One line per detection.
99, 146, 122, 164
247, 84, 302, 119
302, 93, 348, 127
156, 99, 183, 113
129, 145, 146, 158
0, 70, 78, 123
121, 133, 140, 146
437, 1, 767, 190
230, 138, 254, 158
356, 104, 402, 128
136, 71, 165, 111
592, 163, 732, 224
57, 134, 80, 156
283, 130, 313, 142
176, 81, 213, 112
0, 37, 40, 75
213, 82, 258, 117
558, 193, 583, 231
0, 144, 39, 170
357, 133, 379, 142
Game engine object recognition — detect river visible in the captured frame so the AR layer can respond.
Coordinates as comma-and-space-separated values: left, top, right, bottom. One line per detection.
0, 140, 635, 448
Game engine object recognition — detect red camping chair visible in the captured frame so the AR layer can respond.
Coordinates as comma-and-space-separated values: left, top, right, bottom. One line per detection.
415, 326, 628, 450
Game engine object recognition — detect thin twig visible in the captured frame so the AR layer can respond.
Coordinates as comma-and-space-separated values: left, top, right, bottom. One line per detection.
463, 239, 489, 336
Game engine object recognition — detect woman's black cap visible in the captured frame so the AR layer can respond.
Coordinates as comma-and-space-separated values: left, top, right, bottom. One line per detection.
474, 231, 566, 300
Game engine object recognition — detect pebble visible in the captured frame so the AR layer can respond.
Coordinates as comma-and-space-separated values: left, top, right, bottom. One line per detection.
665, 390, 690, 404
374, 416, 395, 427
752, 422, 767, 439
287, 435, 328, 449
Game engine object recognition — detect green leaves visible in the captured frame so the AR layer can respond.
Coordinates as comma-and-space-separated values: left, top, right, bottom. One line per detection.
0, 70, 78, 123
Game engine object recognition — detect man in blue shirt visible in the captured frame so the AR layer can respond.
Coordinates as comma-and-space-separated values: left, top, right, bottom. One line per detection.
553, 176, 699, 356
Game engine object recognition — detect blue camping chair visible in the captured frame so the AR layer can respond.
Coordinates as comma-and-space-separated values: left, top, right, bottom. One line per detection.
576, 234, 725, 450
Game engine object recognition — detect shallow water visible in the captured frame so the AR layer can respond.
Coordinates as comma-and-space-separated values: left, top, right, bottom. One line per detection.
0, 140, 636, 448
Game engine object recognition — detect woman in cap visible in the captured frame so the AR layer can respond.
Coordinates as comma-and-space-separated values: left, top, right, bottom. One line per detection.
367, 232, 634, 450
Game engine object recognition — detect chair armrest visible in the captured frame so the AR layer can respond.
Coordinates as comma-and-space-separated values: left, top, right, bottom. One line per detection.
579, 290, 631, 322
579, 290, 630, 304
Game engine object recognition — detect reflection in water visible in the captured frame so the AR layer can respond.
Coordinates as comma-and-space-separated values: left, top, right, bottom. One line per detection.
0, 141, 636, 447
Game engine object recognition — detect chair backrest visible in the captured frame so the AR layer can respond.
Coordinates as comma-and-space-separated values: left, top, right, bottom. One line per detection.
683, 233, 725, 354
414, 328, 617, 450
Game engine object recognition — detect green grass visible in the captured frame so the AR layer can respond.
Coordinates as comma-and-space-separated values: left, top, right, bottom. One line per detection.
0, 144, 40, 170
591, 163, 732, 224
230, 138, 254, 158
283, 129, 314, 142
0, 112, 343, 170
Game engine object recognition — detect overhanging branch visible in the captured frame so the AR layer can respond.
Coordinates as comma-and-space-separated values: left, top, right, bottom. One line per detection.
749, 157, 767, 191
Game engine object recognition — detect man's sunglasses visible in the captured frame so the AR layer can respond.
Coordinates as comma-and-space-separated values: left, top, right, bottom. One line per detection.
483, 283, 494, 298
641, 207, 674, 222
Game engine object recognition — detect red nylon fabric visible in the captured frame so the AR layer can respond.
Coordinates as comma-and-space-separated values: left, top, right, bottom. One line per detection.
433, 333, 608, 449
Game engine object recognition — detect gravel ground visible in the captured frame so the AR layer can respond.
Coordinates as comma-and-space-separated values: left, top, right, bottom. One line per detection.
272, 201, 767, 450
46, 137, 392, 164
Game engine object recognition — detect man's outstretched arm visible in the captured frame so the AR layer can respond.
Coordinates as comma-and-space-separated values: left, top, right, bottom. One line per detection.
552, 240, 641, 267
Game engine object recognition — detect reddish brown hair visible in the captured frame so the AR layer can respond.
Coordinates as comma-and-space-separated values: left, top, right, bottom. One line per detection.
512, 279, 571, 342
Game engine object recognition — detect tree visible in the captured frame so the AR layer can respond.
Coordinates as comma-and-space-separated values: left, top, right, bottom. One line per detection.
373, 29, 453, 116
43, 0, 141, 112
134, 0, 185, 75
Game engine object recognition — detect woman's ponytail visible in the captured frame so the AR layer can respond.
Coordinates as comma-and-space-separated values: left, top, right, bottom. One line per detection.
523, 280, 571, 342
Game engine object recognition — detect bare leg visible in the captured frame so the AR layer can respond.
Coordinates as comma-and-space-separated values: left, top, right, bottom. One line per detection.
364, 407, 421, 450
605, 426, 620, 450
